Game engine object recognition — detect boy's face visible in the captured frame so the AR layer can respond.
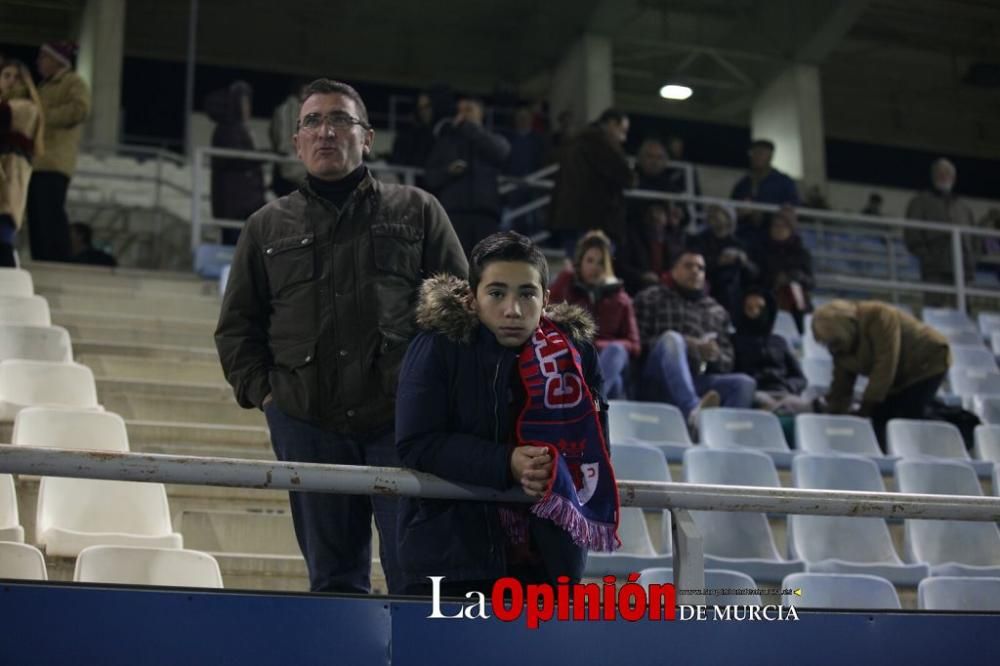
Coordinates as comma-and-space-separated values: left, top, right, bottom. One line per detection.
472, 260, 549, 348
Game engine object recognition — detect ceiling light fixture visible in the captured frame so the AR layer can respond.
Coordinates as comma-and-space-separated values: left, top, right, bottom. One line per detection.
659, 84, 693, 101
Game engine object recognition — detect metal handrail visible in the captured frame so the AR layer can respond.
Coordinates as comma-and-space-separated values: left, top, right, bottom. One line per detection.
3, 445, 997, 603
2, 446, 997, 520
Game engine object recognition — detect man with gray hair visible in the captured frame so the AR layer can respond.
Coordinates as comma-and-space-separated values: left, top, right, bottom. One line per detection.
903, 158, 976, 305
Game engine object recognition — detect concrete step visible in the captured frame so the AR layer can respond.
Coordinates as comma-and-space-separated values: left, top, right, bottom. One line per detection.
38, 288, 222, 320
97, 377, 233, 402
52, 309, 217, 336
177, 509, 299, 556
73, 339, 218, 362
24, 261, 215, 298
59, 322, 215, 348
99, 394, 265, 427
78, 353, 225, 384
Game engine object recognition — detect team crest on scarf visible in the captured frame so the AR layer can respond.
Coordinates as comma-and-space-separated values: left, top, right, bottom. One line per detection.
499, 318, 620, 552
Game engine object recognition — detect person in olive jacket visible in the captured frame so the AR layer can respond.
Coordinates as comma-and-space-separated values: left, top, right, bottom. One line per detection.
215, 79, 467, 595
811, 299, 951, 447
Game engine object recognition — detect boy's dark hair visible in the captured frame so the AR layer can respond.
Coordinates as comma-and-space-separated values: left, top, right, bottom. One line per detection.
469, 231, 549, 293
301, 78, 369, 126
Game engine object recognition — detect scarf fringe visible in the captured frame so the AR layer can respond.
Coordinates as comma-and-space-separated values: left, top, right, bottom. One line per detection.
530, 493, 620, 552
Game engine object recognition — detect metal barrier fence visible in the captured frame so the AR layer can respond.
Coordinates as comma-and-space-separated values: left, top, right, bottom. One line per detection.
2, 445, 998, 605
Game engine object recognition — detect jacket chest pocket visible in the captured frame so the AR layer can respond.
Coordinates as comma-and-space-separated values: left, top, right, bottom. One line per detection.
264, 233, 316, 294
371, 222, 424, 282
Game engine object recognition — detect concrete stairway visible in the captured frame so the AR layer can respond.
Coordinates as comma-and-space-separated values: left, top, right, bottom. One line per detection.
5, 261, 387, 593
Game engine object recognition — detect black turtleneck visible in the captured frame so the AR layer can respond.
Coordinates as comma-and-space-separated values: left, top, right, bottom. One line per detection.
307, 164, 366, 210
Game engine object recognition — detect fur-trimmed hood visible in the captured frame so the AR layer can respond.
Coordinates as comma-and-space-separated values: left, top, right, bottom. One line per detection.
416, 273, 597, 345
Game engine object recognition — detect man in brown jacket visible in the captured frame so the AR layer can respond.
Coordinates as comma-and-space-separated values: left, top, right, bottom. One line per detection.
25, 41, 90, 262
811, 299, 951, 447
215, 79, 467, 594
547, 108, 633, 255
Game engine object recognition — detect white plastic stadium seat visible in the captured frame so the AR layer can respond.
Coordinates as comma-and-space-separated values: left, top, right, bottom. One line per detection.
788, 455, 927, 585
583, 507, 670, 577
0, 542, 47, 580
683, 448, 803, 582
802, 315, 831, 360
972, 396, 1000, 427
922, 307, 975, 331
698, 408, 793, 466
782, 572, 900, 609
0, 360, 100, 421
949, 345, 998, 371
0, 473, 24, 542
895, 459, 1000, 576
795, 414, 883, 458
13, 407, 129, 452
0, 295, 51, 326
0, 324, 73, 363
637, 568, 761, 606
948, 367, 1000, 406
610, 442, 673, 551
0, 268, 33, 296
977, 312, 1000, 338
36, 477, 182, 557
974, 425, 1000, 464
773, 311, 801, 349
941, 328, 986, 348
918, 576, 1000, 611
608, 400, 691, 460
887, 419, 971, 462
74, 545, 223, 588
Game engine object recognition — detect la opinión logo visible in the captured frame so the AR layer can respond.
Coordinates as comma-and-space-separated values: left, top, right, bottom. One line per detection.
426, 576, 801, 627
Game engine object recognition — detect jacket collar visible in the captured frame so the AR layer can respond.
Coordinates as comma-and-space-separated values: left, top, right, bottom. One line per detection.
416, 274, 597, 345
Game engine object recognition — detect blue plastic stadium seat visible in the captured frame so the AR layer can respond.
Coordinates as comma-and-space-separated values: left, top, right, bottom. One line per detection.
607, 400, 691, 462
782, 572, 900, 609
789, 454, 928, 585
895, 459, 1000, 576
682, 448, 803, 583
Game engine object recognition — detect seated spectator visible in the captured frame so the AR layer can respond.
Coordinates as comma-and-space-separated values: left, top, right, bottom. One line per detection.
811, 299, 951, 448
205, 81, 265, 245
733, 288, 809, 413
395, 232, 618, 595
69, 222, 116, 267
760, 206, 814, 331
689, 204, 757, 317
730, 139, 800, 264
617, 202, 687, 296
550, 230, 640, 399
635, 250, 756, 431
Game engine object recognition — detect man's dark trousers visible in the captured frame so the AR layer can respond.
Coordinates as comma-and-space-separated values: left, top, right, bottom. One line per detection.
265, 402, 405, 594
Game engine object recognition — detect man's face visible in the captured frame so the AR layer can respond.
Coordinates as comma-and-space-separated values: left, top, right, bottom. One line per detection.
0, 66, 17, 96
604, 117, 629, 145
36, 50, 61, 79
749, 145, 773, 170
637, 141, 668, 177
932, 162, 956, 193
456, 99, 484, 125
770, 216, 793, 242
671, 253, 706, 292
415, 94, 433, 125
293, 92, 373, 181
743, 294, 766, 320
473, 260, 548, 348
707, 206, 733, 238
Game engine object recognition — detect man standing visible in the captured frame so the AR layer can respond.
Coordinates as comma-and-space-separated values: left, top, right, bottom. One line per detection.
424, 95, 510, 256
215, 79, 467, 594
904, 158, 976, 305
729, 139, 799, 264
634, 250, 755, 431
25, 40, 90, 262
548, 109, 633, 255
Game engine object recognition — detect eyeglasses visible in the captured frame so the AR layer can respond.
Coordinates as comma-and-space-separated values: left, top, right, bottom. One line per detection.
298, 112, 371, 133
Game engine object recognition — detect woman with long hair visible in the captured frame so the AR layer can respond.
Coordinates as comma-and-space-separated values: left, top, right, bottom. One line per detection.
0, 58, 44, 267
549, 230, 640, 399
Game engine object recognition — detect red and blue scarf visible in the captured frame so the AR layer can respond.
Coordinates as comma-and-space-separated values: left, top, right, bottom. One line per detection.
500, 317, 620, 552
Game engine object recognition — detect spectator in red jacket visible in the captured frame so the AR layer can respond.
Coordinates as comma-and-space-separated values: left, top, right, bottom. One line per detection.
549, 230, 640, 399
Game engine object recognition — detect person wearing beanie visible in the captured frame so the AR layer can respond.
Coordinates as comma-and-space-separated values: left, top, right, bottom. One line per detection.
633, 249, 756, 434
24, 40, 90, 262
